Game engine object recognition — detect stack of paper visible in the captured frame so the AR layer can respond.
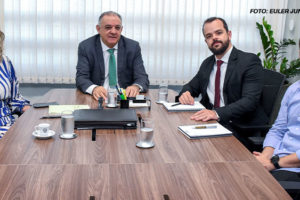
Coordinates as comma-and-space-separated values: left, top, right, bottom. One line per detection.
49, 105, 90, 115
178, 123, 232, 139
162, 102, 205, 112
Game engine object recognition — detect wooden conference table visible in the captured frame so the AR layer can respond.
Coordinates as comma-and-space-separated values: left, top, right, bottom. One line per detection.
0, 89, 291, 199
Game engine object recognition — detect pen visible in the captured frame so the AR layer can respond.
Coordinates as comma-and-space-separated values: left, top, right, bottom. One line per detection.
194, 125, 217, 129
171, 102, 181, 107
40, 115, 61, 119
115, 85, 122, 95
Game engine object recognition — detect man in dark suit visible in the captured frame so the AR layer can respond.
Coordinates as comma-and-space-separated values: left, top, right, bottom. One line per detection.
76, 11, 149, 100
178, 17, 268, 135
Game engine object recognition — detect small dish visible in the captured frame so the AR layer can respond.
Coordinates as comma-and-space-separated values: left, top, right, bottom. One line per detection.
32, 130, 55, 139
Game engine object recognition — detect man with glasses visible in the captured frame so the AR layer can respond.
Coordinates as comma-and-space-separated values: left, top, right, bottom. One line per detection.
76, 11, 149, 100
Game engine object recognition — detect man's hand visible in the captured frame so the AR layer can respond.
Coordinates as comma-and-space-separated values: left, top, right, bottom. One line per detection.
126, 85, 140, 97
190, 109, 218, 121
92, 86, 107, 100
179, 91, 194, 105
253, 152, 275, 171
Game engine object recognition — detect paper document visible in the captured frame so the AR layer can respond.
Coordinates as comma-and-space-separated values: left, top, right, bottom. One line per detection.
49, 105, 90, 115
178, 123, 232, 139
163, 101, 205, 112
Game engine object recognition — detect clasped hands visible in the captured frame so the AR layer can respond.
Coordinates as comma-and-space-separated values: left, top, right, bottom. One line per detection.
92, 85, 140, 100
179, 91, 219, 122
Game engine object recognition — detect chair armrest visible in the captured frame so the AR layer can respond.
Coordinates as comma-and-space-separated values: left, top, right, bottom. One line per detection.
232, 123, 272, 132
279, 181, 300, 190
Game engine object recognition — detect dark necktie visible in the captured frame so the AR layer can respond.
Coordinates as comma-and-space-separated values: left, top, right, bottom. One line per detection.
108, 48, 117, 87
214, 60, 224, 108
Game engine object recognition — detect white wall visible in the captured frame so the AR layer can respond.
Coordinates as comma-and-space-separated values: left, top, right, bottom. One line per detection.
0, 0, 3, 31
283, 0, 300, 82
284, 0, 300, 61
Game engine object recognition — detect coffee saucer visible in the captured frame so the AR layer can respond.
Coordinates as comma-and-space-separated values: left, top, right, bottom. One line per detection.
32, 130, 55, 139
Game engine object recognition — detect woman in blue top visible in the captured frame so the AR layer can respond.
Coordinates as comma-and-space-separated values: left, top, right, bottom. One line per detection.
0, 30, 30, 138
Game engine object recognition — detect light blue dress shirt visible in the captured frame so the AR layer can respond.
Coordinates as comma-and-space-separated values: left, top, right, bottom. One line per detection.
263, 80, 300, 172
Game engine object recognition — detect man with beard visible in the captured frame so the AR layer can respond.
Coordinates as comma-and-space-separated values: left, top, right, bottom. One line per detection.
178, 17, 268, 141
76, 11, 149, 100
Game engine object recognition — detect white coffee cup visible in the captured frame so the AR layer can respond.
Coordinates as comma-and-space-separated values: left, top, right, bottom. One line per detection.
35, 123, 50, 136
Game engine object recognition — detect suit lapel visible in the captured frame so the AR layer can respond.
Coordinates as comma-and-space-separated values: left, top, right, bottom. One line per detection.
203, 56, 215, 90
224, 47, 237, 89
222, 47, 237, 104
117, 36, 126, 86
95, 36, 105, 81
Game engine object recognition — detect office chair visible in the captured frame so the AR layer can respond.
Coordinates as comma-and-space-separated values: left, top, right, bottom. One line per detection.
279, 181, 300, 199
232, 69, 286, 152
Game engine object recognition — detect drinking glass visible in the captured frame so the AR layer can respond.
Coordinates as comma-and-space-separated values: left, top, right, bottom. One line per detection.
60, 110, 77, 139
107, 87, 117, 107
136, 119, 155, 148
157, 82, 168, 103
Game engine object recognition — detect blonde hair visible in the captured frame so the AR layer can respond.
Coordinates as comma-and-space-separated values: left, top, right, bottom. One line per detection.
0, 30, 4, 62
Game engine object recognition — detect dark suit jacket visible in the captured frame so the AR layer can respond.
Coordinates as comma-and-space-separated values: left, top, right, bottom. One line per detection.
179, 47, 268, 127
76, 34, 149, 93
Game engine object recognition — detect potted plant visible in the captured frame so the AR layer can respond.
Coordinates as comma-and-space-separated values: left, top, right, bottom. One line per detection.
256, 17, 300, 123
256, 17, 300, 81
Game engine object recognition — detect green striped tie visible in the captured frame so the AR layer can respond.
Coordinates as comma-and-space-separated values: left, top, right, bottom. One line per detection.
108, 48, 117, 87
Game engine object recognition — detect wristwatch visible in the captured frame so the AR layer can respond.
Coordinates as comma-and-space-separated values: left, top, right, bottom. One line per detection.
271, 155, 281, 169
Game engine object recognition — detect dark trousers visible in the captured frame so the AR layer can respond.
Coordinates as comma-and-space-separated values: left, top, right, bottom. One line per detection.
271, 170, 300, 200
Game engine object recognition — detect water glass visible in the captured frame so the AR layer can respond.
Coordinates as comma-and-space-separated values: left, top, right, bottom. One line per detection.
157, 82, 168, 103
60, 110, 77, 139
136, 119, 155, 148
107, 88, 117, 107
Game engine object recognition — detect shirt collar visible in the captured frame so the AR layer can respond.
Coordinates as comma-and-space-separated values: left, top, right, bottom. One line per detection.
214, 46, 233, 63
100, 37, 118, 52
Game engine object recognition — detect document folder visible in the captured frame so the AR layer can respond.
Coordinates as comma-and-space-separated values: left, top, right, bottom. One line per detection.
178, 123, 232, 139
74, 109, 138, 129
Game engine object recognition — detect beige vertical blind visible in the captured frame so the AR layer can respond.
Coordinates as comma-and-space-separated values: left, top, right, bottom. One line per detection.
3, 0, 287, 85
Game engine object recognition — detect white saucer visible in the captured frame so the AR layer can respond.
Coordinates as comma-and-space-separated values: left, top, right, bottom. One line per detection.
32, 130, 55, 139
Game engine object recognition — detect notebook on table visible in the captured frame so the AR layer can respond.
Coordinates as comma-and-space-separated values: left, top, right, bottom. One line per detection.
162, 101, 205, 112
74, 109, 138, 129
178, 123, 232, 139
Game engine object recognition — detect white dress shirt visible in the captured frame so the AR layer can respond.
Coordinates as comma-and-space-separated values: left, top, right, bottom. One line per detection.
207, 46, 233, 107
86, 38, 118, 94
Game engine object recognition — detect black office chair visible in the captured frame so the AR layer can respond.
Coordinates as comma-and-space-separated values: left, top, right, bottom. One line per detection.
279, 181, 300, 199
232, 69, 286, 152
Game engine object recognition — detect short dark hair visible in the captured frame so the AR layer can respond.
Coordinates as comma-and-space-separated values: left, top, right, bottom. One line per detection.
98, 11, 122, 25
202, 17, 229, 35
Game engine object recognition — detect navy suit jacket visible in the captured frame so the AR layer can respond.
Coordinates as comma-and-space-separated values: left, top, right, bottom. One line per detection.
179, 47, 268, 127
76, 34, 149, 93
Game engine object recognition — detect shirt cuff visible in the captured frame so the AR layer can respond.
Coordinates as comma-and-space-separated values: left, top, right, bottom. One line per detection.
86, 84, 98, 95
133, 83, 143, 92
213, 110, 220, 121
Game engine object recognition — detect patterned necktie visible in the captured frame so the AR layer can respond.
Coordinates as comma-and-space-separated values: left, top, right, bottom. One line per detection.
108, 48, 117, 87
214, 60, 224, 108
